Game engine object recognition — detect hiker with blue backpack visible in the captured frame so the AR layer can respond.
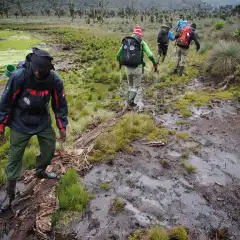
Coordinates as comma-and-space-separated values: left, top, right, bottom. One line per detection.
117, 25, 158, 110
0, 48, 68, 212
157, 24, 175, 63
174, 23, 200, 76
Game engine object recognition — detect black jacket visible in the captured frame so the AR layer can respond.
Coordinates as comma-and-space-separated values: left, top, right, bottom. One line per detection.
0, 68, 68, 134
175, 30, 200, 51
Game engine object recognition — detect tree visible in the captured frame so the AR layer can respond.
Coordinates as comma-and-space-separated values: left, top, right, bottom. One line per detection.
9, 0, 33, 17
69, 0, 76, 22
48, 0, 65, 18
97, 0, 109, 15
0, 0, 10, 18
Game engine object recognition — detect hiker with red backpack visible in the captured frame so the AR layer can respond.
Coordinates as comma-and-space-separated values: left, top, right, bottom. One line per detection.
116, 25, 158, 110
0, 48, 68, 211
174, 23, 200, 76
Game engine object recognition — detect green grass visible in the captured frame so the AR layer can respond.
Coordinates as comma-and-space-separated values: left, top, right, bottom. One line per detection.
176, 132, 190, 141
214, 21, 225, 30
22, 146, 39, 169
111, 197, 125, 213
100, 182, 110, 190
161, 159, 169, 168
208, 40, 240, 79
173, 89, 234, 117
88, 113, 167, 163
168, 226, 188, 240
0, 159, 7, 185
181, 161, 197, 174
56, 169, 91, 211
149, 226, 168, 240
181, 152, 189, 159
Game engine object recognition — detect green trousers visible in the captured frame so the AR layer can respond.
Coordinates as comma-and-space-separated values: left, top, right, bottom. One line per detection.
5, 126, 56, 180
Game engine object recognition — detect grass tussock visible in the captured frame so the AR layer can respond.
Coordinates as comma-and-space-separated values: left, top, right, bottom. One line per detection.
56, 169, 91, 211
0, 159, 7, 185
208, 41, 240, 79
168, 226, 188, 240
181, 161, 197, 174
149, 226, 168, 240
214, 21, 225, 30
100, 182, 110, 190
111, 197, 125, 213
89, 113, 166, 163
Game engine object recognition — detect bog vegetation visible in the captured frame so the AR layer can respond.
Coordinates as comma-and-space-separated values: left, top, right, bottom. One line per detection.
0, 1, 239, 236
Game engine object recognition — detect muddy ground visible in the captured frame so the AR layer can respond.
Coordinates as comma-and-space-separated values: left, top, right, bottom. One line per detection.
0, 39, 240, 239
52, 78, 240, 240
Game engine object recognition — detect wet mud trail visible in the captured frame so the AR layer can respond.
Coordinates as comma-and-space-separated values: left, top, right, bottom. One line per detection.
55, 79, 240, 239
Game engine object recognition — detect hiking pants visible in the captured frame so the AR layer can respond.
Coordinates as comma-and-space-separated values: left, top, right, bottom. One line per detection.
125, 67, 143, 108
5, 126, 56, 180
175, 46, 188, 68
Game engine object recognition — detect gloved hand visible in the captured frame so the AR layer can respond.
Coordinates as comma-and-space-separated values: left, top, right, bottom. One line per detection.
59, 130, 66, 142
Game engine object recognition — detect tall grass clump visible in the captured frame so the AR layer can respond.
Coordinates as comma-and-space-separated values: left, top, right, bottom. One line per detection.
208, 41, 240, 78
88, 113, 163, 162
214, 21, 224, 30
56, 169, 91, 211
149, 226, 168, 240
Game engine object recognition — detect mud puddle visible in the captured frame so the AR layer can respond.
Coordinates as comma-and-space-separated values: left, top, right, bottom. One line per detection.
55, 95, 240, 239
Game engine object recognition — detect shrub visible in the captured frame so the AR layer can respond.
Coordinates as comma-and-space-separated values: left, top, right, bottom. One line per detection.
208, 41, 240, 78
199, 41, 213, 54
56, 169, 91, 211
181, 161, 197, 173
149, 226, 168, 240
168, 226, 188, 240
214, 21, 224, 30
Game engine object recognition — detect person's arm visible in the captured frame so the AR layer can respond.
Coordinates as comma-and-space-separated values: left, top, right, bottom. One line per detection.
192, 32, 200, 51
142, 41, 157, 66
116, 45, 123, 62
51, 74, 68, 135
168, 31, 175, 41
0, 73, 22, 134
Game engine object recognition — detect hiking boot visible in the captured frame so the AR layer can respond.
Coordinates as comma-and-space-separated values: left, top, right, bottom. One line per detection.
172, 68, 178, 74
1, 180, 16, 212
36, 171, 57, 179
178, 66, 184, 76
128, 91, 137, 107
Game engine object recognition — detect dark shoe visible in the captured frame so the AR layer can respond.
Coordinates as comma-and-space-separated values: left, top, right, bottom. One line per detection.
36, 171, 57, 179
128, 91, 137, 107
173, 68, 178, 74
1, 180, 16, 212
178, 66, 184, 76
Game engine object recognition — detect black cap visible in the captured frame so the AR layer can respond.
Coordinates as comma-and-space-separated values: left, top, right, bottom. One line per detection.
191, 23, 197, 30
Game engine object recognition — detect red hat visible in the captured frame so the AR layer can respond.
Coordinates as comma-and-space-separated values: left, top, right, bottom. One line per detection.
133, 25, 143, 38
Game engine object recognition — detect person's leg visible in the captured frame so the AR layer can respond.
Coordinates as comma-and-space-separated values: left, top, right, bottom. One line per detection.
126, 67, 136, 107
132, 67, 143, 111
2, 130, 31, 211
36, 126, 56, 179
162, 44, 168, 63
179, 48, 188, 76
174, 46, 181, 72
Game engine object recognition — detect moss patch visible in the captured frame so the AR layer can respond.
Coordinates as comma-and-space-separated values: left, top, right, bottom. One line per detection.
89, 113, 167, 163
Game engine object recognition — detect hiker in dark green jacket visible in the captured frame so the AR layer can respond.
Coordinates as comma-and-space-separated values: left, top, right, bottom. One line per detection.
117, 25, 157, 110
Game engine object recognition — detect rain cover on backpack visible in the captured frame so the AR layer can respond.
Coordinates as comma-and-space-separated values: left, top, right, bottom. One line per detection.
177, 26, 192, 47
120, 36, 142, 67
